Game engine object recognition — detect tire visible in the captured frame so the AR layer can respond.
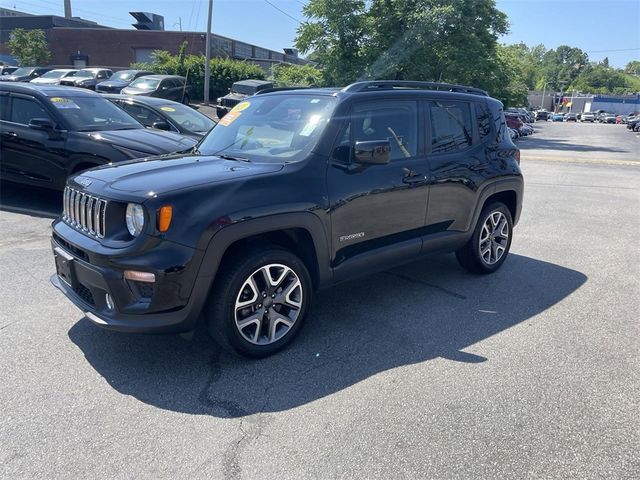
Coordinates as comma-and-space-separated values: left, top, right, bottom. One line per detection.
182, 94, 191, 106
216, 108, 226, 119
205, 246, 312, 358
456, 202, 513, 274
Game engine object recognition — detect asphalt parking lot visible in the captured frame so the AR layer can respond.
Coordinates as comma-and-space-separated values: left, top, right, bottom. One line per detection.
1, 122, 639, 479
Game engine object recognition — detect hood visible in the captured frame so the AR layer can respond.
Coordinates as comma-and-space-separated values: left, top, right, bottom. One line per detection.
30, 77, 60, 84
223, 92, 247, 101
97, 80, 129, 88
70, 77, 97, 85
120, 86, 152, 95
0, 75, 28, 82
82, 128, 196, 155
73, 154, 284, 199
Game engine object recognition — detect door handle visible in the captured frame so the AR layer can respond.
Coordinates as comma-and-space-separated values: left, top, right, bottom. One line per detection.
1, 131, 18, 138
402, 173, 428, 185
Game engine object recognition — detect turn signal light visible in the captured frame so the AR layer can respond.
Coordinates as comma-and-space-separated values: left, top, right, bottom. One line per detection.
515, 150, 521, 165
158, 206, 173, 232
124, 270, 156, 283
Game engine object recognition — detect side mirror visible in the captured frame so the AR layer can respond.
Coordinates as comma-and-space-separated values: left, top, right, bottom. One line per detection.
152, 121, 171, 131
29, 118, 55, 131
354, 140, 391, 165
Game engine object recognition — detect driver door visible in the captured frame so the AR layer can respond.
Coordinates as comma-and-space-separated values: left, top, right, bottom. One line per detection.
327, 98, 429, 279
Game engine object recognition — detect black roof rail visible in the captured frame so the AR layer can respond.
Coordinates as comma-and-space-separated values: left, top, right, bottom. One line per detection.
342, 80, 489, 97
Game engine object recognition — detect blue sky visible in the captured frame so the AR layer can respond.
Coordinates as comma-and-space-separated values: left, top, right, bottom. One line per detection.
4, 0, 639, 68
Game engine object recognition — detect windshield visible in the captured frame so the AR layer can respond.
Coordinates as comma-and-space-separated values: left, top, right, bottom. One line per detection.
159, 103, 216, 133
197, 94, 336, 163
112, 70, 136, 81
48, 96, 142, 131
75, 70, 96, 78
40, 70, 74, 79
129, 78, 160, 90
11, 67, 35, 76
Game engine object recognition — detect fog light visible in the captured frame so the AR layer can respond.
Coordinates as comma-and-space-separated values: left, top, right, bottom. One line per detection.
105, 293, 115, 310
124, 270, 156, 283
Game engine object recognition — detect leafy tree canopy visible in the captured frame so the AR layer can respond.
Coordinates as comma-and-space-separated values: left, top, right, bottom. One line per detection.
8, 28, 50, 66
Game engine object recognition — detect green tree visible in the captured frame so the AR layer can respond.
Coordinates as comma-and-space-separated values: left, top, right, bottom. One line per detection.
7, 28, 50, 65
271, 63, 325, 87
624, 60, 640, 75
295, 0, 368, 85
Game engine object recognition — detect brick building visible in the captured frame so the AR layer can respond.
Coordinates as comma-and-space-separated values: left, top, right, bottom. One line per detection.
0, 11, 305, 70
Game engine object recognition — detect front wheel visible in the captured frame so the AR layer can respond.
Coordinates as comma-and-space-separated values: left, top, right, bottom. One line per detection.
205, 247, 312, 358
456, 202, 513, 274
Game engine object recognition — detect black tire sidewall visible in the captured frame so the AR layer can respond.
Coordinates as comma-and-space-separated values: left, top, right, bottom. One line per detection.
209, 248, 312, 358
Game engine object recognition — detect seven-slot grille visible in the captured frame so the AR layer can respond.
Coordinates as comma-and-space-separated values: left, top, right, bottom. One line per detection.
62, 187, 108, 238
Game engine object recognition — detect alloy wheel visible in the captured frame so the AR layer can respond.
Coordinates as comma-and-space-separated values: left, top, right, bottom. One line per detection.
478, 211, 509, 265
234, 264, 303, 345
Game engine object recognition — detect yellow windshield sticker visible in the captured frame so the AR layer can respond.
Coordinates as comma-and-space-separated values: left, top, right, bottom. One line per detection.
160, 106, 176, 112
218, 111, 241, 127
50, 97, 80, 109
231, 101, 251, 113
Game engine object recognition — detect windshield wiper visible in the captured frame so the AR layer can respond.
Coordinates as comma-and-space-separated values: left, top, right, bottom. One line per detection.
218, 154, 250, 162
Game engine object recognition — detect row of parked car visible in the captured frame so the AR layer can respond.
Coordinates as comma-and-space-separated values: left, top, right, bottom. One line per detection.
533, 109, 637, 124
504, 109, 535, 140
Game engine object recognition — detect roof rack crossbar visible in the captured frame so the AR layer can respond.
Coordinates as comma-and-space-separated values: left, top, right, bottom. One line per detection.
342, 80, 489, 96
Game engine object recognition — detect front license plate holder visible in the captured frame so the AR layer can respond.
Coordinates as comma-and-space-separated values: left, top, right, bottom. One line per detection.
53, 246, 77, 288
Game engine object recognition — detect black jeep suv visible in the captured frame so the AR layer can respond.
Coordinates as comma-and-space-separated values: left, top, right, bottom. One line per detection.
50, 80, 523, 358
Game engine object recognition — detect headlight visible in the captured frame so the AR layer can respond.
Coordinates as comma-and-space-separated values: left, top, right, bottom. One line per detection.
125, 203, 145, 237
216, 97, 222, 103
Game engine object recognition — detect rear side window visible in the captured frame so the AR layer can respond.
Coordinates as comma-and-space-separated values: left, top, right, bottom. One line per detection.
430, 101, 472, 153
9, 97, 52, 125
0, 95, 8, 120
476, 102, 492, 139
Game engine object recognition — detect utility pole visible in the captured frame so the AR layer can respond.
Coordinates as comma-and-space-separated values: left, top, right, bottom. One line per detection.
204, 0, 213, 105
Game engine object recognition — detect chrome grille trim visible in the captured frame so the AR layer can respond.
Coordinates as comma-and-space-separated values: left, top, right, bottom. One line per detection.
62, 187, 108, 238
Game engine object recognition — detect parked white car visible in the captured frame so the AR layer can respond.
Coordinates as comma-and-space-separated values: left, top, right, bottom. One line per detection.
30, 69, 78, 85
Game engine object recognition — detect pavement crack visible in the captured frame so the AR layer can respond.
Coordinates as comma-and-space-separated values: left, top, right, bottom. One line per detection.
197, 351, 247, 418
384, 271, 467, 299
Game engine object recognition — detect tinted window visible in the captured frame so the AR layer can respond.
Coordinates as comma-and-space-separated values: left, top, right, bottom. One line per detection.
120, 103, 164, 127
430, 101, 472, 153
157, 103, 215, 133
0, 95, 9, 120
46, 96, 141, 131
352, 100, 418, 160
476, 102, 491, 139
10, 97, 52, 125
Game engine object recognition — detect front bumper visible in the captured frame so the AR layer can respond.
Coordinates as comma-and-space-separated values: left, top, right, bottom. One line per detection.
50, 222, 213, 333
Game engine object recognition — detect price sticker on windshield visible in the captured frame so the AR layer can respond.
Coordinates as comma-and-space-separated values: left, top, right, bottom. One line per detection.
231, 101, 251, 113
160, 106, 176, 112
218, 111, 241, 127
50, 97, 80, 109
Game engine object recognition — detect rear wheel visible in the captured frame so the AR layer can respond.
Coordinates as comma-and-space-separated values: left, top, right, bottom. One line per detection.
182, 94, 191, 106
205, 246, 312, 358
456, 202, 513, 274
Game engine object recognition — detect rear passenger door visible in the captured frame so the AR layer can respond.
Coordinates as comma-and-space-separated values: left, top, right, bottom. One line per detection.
425, 100, 493, 233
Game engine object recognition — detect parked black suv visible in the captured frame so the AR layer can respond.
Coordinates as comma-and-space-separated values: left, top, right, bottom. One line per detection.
216, 79, 273, 119
50, 80, 523, 357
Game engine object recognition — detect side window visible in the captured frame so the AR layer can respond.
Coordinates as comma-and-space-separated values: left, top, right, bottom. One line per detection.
352, 100, 418, 160
9, 97, 52, 125
121, 104, 162, 126
429, 101, 472, 154
476, 102, 492, 139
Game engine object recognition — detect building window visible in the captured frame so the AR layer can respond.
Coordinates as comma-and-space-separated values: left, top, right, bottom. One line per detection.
212, 37, 231, 57
234, 42, 252, 59
271, 52, 284, 62
254, 48, 269, 60
134, 48, 156, 63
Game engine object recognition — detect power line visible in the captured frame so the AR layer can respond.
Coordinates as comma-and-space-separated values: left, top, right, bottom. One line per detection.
584, 48, 640, 53
262, 0, 304, 24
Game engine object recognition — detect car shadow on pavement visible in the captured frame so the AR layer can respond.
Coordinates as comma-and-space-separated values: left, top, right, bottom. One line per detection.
68, 253, 587, 418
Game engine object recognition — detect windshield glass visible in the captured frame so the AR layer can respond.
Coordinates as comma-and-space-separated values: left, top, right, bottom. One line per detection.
197, 94, 336, 163
48, 96, 142, 131
232, 84, 260, 95
40, 70, 74, 79
159, 103, 216, 133
129, 78, 160, 90
11, 67, 35, 76
112, 70, 136, 81
75, 70, 96, 78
